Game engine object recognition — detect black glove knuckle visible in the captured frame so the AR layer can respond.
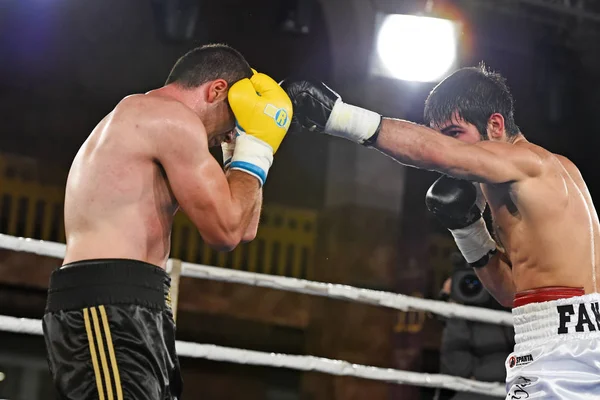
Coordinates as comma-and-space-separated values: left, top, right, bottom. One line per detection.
425, 175, 482, 230
280, 79, 338, 134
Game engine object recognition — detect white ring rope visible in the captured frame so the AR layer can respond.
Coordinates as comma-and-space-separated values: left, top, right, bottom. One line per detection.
182, 261, 513, 326
0, 233, 512, 326
0, 233, 510, 396
0, 315, 505, 397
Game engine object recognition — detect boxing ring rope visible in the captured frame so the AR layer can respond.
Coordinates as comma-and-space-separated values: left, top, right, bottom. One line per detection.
0, 315, 506, 396
179, 261, 512, 325
0, 234, 512, 326
0, 233, 508, 397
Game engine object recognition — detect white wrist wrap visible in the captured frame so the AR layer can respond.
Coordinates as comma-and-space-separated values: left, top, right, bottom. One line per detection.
324, 100, 381, 144
221, 141, 235, 170
228, 135, 273, 187
450, 218, 497, 264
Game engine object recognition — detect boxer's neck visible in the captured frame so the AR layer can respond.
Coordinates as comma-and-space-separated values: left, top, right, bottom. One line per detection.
509, 133, 526, 144
150, 84, 207, 116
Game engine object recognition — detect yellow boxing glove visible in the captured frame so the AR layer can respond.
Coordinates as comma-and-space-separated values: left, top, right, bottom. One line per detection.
227, 71, 293, 185
229, 72, 292, 152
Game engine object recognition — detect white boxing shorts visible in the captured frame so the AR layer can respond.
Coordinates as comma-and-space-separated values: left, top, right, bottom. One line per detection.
505, 287, 600, 399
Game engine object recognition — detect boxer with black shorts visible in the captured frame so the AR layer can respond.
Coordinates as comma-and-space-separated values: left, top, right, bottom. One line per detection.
43, 44, 292, 399
283, 66, 600, 399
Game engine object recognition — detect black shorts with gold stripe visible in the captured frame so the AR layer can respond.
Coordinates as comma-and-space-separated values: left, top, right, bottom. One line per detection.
42, 259, 182, 400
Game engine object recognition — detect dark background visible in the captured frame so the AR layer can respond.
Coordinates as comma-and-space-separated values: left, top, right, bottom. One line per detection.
2, 0, 600, 205
1, 0, 600, 399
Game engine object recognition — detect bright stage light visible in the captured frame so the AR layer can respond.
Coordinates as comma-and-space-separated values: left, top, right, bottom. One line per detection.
373, 14, 459, 83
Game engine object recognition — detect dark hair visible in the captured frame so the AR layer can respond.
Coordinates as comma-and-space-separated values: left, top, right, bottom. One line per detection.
424, 64, 520, 139
165, 43, 252, 89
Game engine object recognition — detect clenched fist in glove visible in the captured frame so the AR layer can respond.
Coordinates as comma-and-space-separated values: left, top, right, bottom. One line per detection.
227, 71, 293, 186
279, 80, 382, 146
426, 175, 497, 268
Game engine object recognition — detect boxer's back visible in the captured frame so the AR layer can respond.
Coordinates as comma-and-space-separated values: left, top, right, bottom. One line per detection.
484, 142, 600, 293
64, 95, 183, 268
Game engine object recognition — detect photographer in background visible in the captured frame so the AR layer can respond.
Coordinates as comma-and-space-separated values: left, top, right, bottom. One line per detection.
437, 254, 514, 400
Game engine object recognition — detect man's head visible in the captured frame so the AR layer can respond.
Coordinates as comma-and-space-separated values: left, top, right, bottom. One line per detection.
424, 64, 520, 144
166, 44, 253, 145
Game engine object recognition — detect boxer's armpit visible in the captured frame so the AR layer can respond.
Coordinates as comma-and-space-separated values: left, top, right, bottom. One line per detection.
491, 225, 511, 267
499, 249, 513, 268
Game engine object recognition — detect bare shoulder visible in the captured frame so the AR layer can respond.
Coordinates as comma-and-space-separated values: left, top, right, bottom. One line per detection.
515, 142, 586, 182
553, 153, 583, 179
509, 140, 554, 160
475, 138, 544, 160
116, 94, 202, 127
518, 141, 581, 175
115, 94, 208, 152
508, 140, 573, 173
470, 138, 546, 181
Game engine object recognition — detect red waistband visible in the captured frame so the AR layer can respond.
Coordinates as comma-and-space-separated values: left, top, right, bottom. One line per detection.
513, 286, 585, 308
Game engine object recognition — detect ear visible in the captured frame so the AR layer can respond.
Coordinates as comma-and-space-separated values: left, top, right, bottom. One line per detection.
487, 113, 506, 140
206, 79, 228, 103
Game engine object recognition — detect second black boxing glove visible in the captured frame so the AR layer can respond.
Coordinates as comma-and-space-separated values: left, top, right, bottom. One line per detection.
279, 80, 382, 146
426, 175, 497, 268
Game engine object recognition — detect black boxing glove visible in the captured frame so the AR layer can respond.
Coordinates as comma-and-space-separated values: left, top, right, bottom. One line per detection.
426, 175, 497, 268
279, 80, 382, 146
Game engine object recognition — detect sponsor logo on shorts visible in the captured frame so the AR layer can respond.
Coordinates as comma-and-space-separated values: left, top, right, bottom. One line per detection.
509, 354, 533, 368
508, 376, 533, 399
557, 301, 600, 334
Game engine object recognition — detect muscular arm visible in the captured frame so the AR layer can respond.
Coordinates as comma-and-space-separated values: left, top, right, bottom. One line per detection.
241, 184, 262, 242
373, 119, 544, 184
475, 251, 515, 308
153, 108, 259, 251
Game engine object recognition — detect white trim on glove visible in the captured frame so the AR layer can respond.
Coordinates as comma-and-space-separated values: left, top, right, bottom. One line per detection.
228, 134, 273, 187
324, 99, 381, 144
450, 218, 497, 264
222, 140, 235, 170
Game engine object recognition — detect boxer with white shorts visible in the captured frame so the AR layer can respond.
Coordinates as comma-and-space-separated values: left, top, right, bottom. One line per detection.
282, 66, 600, 399
502, 289, 600, 398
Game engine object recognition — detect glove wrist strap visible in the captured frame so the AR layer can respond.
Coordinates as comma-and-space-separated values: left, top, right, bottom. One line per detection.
228, 135, 273, 187
324, 100, 382, 145
450, 218, 497, 265
470, 249, 497, 269
222, 145, 235, 170
362, 116, 383, 147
